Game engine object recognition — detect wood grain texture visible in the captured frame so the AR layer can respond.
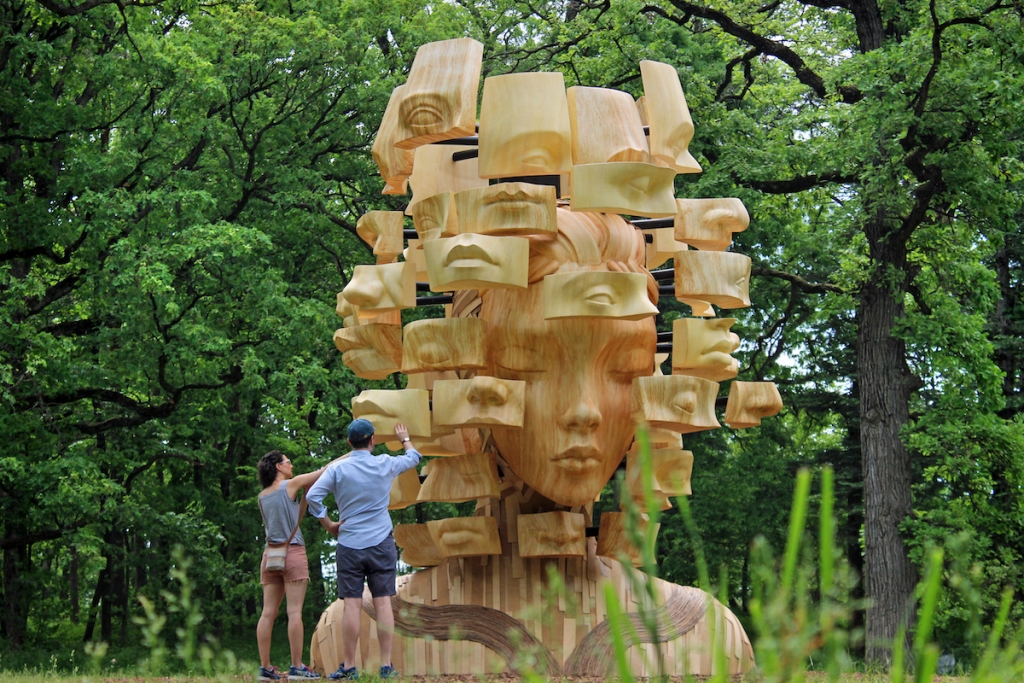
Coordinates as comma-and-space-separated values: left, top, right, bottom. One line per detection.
432, 377, 526, 428
418, 430, 471, 457
402, 318, 488, 373
639, 60, 702, 174
632, 375, 721, 434
395, 524, 443, 567
406, 144, 488, 215
625, 449, 693, 506
402, 240, 429, 282
418, 452, 500, 503
673, 250, 751, 309
411, 191, 459, 242
595, 511, 657, 566
645, 227, 688, 270
567, 86, 648, 164
427, 516, 502, 557
393, 38, 482, 149
342, 262, 417, 314
389, 467, 423, 510
454, 183, 557, 236
569, 162, 676, 217
405, 369, 459, 393
351, 388, 431, 438
356, 211, 404, 262
542, 271, 659, 321
336, 292, 402, 327
424, 234, 530, 291
477, 72, 572, 179
671, 317, 740, 381
517, 511, 586, 558
333, 324, 402, 380
674, 198, 749, 250
372, 85, 415, 194
724, 381, 783, 428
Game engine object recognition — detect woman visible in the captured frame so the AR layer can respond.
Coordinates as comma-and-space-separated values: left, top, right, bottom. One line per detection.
256, 451, 340, 681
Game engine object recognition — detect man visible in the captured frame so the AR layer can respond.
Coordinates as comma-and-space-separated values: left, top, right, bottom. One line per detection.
306, 419, 421, 680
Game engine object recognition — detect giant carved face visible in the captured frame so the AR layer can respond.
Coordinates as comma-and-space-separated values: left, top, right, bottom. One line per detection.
479, 209, 656, 507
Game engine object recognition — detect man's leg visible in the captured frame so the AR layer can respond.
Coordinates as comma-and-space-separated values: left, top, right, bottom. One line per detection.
373, 595, 395, 666
284, 580, 309, 668
258, 582, 286, 668
341, 596, 363, 667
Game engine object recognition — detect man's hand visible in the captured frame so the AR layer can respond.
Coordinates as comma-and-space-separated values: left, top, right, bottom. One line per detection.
394, 422, 410, 445
326, 520, 341, 538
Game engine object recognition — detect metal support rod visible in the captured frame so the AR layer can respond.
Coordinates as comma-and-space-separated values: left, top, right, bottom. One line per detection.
432, 136, 479, 146
403, 229, 418, 239
452, 148, 479, 161
650, 268, 674, 282
415, 282, 432, 292
416, 294, 453, 306
631, 217, 675, 229
657, 284, 675, 295
657, 331, 672, 342
585, 527, 600, 538
656, 342, 673, 353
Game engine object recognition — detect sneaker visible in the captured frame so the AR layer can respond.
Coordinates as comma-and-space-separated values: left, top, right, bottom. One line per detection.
327, 663, 358, 680
289, 664, 321, 679
379, 664, 398, 680
258, 667, 281, 681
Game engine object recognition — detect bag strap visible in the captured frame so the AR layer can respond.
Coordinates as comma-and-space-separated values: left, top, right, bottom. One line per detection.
257, 487, 307, 545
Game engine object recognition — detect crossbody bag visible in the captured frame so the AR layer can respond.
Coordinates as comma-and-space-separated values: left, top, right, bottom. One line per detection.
257, 489, 308, 572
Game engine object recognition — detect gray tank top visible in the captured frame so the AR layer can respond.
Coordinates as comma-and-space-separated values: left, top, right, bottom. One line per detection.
258, 481, 305, 546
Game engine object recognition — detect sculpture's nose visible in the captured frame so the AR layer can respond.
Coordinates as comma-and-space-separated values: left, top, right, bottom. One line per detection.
467, 376, 508, 407
558, 397, 601, 433
343, 274, 384, 308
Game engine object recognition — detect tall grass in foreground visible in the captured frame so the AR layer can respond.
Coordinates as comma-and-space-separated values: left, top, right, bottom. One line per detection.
601, 428, 1024, 681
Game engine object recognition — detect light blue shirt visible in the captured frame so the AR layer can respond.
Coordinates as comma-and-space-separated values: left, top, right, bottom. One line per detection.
306, 447, 421, 550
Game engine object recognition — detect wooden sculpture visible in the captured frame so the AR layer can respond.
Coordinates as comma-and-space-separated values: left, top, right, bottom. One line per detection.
626, 449, 694, 509
652, 351, 669, 376
389, 467, 423, 511
406, 143, 488, 215
596, 512, 658, 566
517, 511, 586, 558
423, 234, 530, 291
394, 524, 443, 567
673, 251, 751, 309
342, 262, 417, 314
454, 183, 557, 236
724, 381, 783, 428
332, 325, 402, 380
356, 211, 404, 264
671, 317, 741, 381
417, 431, 470, 457
411, 191, 459, 242
631, 427, 684, 451
418, 452, 500, 503
394, 38, 482, 149
351, 389, 431, 438
543, 271, 659, 321
632, 375, 721, 434
681, 298, 716, 317
431, 377, 526, 428
402, 318, 488, 373
570, 162, 677, 217
477, 72, 573, 178
635, 96, 648, 126
405, 369, 459, 393
403, 240, 429, 283
674, 198, 749, 250
567, 87, 649, 164
645, 227, 688, 270
639, 60, 702, 174
426, 516, 502, 558
372, 85, 415, 194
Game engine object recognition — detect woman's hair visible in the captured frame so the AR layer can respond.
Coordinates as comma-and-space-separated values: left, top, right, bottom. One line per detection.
257, 450, 286, 489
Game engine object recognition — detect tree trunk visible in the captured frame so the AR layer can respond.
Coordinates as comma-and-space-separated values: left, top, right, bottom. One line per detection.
2, 535, 31, 649
70, 545, 80, 623
858, 220, 919, 665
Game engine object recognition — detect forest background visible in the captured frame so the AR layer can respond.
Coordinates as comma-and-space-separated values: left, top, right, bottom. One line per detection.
1, 0, 1023, 672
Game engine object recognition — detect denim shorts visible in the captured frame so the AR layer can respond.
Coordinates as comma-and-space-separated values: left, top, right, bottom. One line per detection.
336, 534, 397, 599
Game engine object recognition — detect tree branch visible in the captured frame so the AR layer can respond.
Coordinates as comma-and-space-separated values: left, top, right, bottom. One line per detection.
752, 267, 843, 293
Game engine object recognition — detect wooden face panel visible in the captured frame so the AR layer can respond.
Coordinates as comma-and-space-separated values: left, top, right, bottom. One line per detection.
630, 427, 683, 451
417, 452, 500, 503
402, 318, 488, 373
372, 85, 415, 194
517, 511, 586, 558
417, 430, 470, 457
406, 144, 488, 215
454, 183, 557, 236
333, 325, 403, 380
423, 234, 530, 291
674, 198, 749, 251
356, 211, 405, 262
477, 72, 573, 178
342, 262, 416, 314
389, 467, 422, 510
483, 281, 656, 507
567, 86, 648, 165
570, 162, 677, 218
671, 317, 740, 381
673, 251, 751, 309
410, 191, 459, 242
724, 381, 783, 428
431, 377, 526, 428
404, 369, 459, 393
596, 511, 657, 566
645, 227, 688, 270
639, 60, 702, 174
426, 516, 502, 558
632, 375, 721, 434
337, 291, 402, 328
394, 524, 442, 567
626, 448, 693, 502
542, 271, 658, 321
393, 38, 482, 149
351, 388, 431, 438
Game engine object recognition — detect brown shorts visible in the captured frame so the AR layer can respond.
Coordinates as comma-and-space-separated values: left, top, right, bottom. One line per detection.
260, 544, 310, 584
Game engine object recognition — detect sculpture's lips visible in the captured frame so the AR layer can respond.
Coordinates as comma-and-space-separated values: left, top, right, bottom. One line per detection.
551, 446, 602, 473
444, 243, 496, 267
481, 187, 540, 207
438, 530, 479, 547
705, 338, 739, 354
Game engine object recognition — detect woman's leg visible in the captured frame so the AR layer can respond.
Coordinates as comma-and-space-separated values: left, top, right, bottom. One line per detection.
258, 582, 286, 668
284, 579, 309, 668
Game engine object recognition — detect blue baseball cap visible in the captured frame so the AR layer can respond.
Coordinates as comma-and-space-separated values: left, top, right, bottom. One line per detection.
347, 418, 375, 441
